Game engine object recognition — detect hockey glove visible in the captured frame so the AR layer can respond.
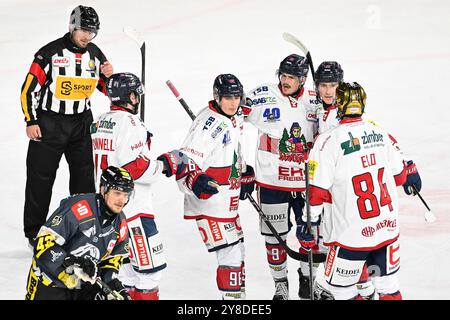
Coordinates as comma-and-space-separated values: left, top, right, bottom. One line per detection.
296, 221, 318, 251
403, 160, 422, 195
157, 149, 190, 178
63, 254, 98, 282
239, 165, 255, 200
186, 170, 219, 200
106, 279, 132, 300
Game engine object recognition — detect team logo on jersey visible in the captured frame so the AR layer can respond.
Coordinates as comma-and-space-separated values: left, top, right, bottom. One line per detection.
340, 132, 361, 155
229, 152, 242, 190
52, 56, 70, 67
308, 161, 319, 180
51, 215, 63, 227
278, 122, 309, 164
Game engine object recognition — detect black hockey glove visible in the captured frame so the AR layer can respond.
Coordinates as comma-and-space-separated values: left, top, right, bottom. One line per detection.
63, 254, 98, 280
402, 160, 422, 195
106, 278, 132, 300
239, 165, 255, 200
157, 149, 190, 178
186, 170, 219, 200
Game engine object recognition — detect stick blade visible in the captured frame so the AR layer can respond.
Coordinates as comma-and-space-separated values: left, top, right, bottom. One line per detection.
424, 210, 436, 223
282, 32, 309, 55
123, 26, 144, 48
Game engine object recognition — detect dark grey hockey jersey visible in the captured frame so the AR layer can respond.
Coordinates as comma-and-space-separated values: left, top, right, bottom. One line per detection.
29, 193, 129, 289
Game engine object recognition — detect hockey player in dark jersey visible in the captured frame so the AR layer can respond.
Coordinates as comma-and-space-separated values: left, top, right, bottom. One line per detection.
20, 5, 114, 246
25, 166, 132, 300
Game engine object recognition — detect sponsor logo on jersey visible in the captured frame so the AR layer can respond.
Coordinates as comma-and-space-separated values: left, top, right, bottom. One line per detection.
308, 161, 318, 180
55, 76, 98, 100
208, 220, 223, 241
335, 267, 361, 277
131, 227, 150, 266
309, 99, 319, 105
211, 122, 227, 139
52, 56, 70, 67
361, 219, 397, 237
119, 219, 128, 242
181, 147, 204, 159
106, 239, 117, 253
306, 111, 318, 120
202, 116, 216, 130
325, 247, 336, 278
82, 225, 96, 239
131, 140, 145, 151
252, 86, 269, 96
229, 196, 240, 211
252, 96, 277, 105
361, 130, 384, 149
341, 132, 361, 155
278, 166, 305, 182
222, 130, 231, 145
308, 90, 317, 96
71, 200, 94, 220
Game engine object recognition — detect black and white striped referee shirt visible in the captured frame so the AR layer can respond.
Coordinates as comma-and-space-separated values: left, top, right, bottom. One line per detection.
20, 32, 108, 126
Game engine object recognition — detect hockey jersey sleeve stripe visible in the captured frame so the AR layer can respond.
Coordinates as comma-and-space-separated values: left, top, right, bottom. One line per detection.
29, 62, 47, 86
309, 184, 332, 206
123, 155, 151, 181
394, 166, 407, 186
20, 74, 37, 122
205, 166, 232, 185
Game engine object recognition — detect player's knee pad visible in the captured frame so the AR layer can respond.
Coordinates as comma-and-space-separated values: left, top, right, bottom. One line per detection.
127, 215, 167, 273
196, 217, 240, 252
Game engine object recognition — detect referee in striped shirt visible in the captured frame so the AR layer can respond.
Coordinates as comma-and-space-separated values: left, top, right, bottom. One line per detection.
20, 5, 114, 247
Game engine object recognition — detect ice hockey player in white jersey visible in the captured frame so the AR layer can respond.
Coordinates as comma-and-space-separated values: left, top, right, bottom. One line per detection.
91, 72, 167, 299
242, 54, 320, 300
301, 82, 407, 300
159, 74, 254, 300
91, 73, 215, 300
315, 61, 421, 198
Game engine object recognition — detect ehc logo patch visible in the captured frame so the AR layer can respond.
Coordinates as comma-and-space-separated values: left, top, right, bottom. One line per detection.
71, 200, 93, 220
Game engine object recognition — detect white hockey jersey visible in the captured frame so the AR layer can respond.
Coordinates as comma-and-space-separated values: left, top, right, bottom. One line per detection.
91, 106, 163, 219
308, 118, 406, 250
243, 83, 319, 191
177, 101, 245, 221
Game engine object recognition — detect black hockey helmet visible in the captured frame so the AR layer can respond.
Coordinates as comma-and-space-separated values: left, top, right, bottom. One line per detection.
100, 166, 134, 194
315, 61, 344, 84
106, 72, 144, 115
278, 54, 309, 79
69, 5, 100, 34
336, 82, 367, 119
213, 74, 244, 105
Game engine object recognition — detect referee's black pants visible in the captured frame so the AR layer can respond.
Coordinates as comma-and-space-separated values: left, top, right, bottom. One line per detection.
24, 110, 95, 240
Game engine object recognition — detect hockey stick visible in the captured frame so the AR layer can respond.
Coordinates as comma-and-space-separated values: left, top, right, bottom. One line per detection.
304, 162, 315, 300
165, 79, 326, 263
123, 26, 146, 122
166, 80, 196, 121
282, 32, 315, 82
412, 185, 436, 223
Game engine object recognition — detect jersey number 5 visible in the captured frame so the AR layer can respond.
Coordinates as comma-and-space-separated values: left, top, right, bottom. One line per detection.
352, 167, 393, 219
